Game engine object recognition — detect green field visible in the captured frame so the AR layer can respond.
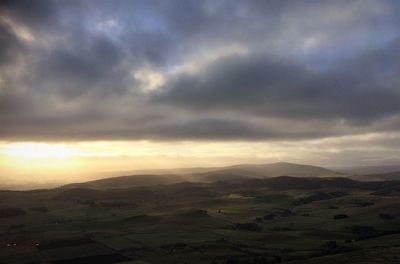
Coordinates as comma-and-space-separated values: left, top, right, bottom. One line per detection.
1, 176, 400, 263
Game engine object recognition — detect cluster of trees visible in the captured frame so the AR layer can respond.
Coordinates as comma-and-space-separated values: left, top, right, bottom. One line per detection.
77, 199, 135, 208
0, 208, 26, 218
221, 255, 280, 264
293, 191, 346, 205
379, 213, 395, 219
29, 206, 49, 213
235, 223, 262, 232
333, 214, 349, 219
263, 209, 294, 220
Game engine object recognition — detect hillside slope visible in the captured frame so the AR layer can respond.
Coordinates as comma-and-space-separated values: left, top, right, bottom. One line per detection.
61, 162, 343, 189
62, 174, 185, 189
205, 161, 341, 178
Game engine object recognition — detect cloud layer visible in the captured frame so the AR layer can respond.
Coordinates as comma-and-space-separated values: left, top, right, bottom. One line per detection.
1, 0, 400, 142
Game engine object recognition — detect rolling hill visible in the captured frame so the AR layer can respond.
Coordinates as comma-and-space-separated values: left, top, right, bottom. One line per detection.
61, 174, 185, 189
199, 161, 342, 181
61, 162, 344, 189
1, 172, 400, 263
333, 165, 400, 175
352, 171, 400, 182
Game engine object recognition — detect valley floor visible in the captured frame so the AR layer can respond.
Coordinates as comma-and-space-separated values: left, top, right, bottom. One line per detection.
0, 176, 400, 263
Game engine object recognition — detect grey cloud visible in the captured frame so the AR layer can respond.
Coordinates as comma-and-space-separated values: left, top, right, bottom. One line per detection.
0, 22, 22, 65
155, 42, 400, 123
0, 0, 57, 26
32, 35, 132, 99
0, 0, 400, 142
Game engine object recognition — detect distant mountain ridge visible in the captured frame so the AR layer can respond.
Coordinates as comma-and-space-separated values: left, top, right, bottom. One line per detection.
57, 175, 400, 201
104, 162, 338, 177
206, 161, 340, 176
333, 165, 400, 175
351, 171, 400, 182
61, 162, 344, 189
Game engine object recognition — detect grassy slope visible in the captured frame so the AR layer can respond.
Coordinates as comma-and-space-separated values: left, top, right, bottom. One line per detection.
0, 176, 400, 263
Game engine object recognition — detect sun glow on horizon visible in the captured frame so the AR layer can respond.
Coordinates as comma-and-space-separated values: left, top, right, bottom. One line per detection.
0, 140, 282, 185
3, 143, 76, 159
0, 143, 81, 182
0, 134, 392, 186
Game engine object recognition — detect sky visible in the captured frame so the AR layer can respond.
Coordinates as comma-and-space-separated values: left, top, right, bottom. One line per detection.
1, 0, 400, 185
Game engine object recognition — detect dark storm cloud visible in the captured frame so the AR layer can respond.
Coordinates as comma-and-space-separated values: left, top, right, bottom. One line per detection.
0, 0, 56, 26
1, 0, 400, 141
156, 41, 400, 123
37, 36, 126, 98
0, 22, 23, 65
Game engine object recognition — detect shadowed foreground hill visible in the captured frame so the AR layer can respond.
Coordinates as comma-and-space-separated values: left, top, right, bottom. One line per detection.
1, 175, 400, 263
56, 176, 400, 202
